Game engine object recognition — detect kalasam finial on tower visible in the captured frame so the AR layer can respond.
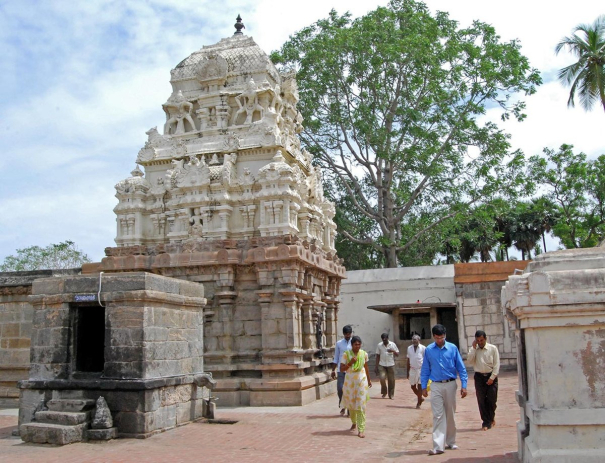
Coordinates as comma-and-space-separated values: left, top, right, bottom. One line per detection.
234, 14, 245, 35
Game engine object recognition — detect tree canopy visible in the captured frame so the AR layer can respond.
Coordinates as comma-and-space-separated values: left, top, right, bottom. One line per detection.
0, 241, 91, 272
272, 0, 541, 267
555, 15, 605, 112
528, 144, 605, 248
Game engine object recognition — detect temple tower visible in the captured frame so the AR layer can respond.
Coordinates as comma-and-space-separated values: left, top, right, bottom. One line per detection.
103, 18, 345, 406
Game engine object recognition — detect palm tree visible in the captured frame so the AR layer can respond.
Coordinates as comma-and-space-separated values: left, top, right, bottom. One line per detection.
555, 15, 605, 112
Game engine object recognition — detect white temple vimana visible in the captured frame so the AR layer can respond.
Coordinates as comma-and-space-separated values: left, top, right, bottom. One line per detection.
100, 16, 346, 406
114, 18, 336, 251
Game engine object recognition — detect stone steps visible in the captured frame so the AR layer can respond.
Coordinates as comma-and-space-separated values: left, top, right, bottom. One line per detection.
20, 422, 89, 445
35, 410, 90, 426
20, 398, 99, 445
46, 399, 96, 412
20, 397, 118, 445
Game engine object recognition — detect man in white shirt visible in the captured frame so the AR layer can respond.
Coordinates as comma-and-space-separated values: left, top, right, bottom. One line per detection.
467, 330, 500, 431
331, 325, 353, 415
406, 334, 426, 408
375, 333, 399, 399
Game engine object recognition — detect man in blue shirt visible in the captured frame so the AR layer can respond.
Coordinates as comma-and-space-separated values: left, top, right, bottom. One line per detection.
331, 325, 353, 415
421, 324, 468, 455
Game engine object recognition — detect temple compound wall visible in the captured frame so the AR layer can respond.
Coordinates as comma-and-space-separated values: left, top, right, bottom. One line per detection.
0, 270, 79, 398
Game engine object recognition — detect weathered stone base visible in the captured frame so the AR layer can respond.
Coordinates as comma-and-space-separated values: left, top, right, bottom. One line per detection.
213, 373, 337, 406
519, 407, 605, 463
523, 439, 605, 463
86, 427, 119, 440
19, 376, 210, 438
20, 422, 88, 445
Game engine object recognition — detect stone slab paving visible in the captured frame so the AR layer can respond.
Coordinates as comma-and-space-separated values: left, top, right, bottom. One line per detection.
0, 372, 519, 463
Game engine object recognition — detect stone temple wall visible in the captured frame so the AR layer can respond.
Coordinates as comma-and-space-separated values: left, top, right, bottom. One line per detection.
0, 270, 80, 398
97, 234, 344, 406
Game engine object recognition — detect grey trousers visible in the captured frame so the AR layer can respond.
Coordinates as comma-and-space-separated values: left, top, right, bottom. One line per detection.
430, 380, 458, 451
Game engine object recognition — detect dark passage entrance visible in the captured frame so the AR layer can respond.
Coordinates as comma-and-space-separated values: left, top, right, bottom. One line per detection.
75, 306, 105, 372
438, 307, 459, 349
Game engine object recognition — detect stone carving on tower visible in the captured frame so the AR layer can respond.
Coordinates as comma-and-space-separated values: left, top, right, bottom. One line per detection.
105, 16, 345, 407
115, 21, 336, 252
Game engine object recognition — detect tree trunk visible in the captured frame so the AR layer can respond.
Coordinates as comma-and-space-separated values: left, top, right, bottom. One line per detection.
542, 233, 547, 252
386, 245, 398, 268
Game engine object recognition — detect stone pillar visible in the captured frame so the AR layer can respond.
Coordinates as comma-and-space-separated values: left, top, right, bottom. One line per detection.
279, 290, 302, 350
502, 248, 605, 463
300, 293, 315, 351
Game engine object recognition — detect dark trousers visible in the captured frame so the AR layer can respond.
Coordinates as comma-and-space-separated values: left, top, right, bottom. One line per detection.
337, 372, 346, 407
474, 372, 498, 427
378, 365, 396, 398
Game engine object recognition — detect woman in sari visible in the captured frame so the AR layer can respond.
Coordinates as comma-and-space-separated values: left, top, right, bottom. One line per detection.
340, 335, 372, 438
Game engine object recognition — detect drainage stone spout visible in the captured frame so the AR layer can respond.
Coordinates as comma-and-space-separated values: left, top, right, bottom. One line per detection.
194, 373, 217, 389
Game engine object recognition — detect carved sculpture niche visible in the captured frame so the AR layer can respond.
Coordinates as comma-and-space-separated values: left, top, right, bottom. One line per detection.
163, 91, 197, 135
232, 78, 264, 125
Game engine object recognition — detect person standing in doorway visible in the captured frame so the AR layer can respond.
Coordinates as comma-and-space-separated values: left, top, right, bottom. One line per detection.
421, 324, 468, 455
375, 333, 399, 399
467, 330, 500, 431
340, 335, 372, 438
406, 334, 426, 408
331, 325, 353, 416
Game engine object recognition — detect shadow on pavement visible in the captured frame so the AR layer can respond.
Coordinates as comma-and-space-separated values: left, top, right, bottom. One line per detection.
306, 415, 344, 420
311, 429, 357, 437
440, 453, 519, 462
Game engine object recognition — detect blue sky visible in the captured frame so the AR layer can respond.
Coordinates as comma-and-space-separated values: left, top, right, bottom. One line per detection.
1, 0, 604, 262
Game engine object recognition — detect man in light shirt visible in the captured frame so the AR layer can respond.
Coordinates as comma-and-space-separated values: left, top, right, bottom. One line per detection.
467, 330, 500, 431
331, 325, 353, 415
375, 333, 399, 399
406, 334, 426, 408
421, 324, 468, 455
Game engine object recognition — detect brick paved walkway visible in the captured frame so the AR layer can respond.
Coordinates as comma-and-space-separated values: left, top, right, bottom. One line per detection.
0, 372, 519, 462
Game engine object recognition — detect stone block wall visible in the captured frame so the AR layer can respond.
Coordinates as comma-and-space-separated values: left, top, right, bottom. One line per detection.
454, 261, 528, 369
0, 270, 79, 397
97, 235, 345, 406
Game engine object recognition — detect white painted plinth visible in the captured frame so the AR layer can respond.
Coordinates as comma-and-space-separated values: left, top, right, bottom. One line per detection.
502, 248, 605, 463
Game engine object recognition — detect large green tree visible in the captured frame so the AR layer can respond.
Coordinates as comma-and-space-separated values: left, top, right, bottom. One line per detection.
555, 15, 605, 112
272, 0, 540, 267
0, 241, 91, 271
528, 144, 605, 248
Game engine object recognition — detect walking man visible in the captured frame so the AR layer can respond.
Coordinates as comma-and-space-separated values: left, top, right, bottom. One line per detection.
421, 324, 468, 455
331, 325, 353, 415
467, 330, 500, 431
406, 334, 426, 408
375, 333, 399, 399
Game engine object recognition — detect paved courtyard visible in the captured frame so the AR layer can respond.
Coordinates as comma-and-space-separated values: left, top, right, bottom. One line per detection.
0, 371, 519, 463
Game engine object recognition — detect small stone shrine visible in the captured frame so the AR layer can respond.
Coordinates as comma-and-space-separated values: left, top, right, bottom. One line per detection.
19, 272, 212, 442
502, 247, 605, 462
98, 16, 345, 406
